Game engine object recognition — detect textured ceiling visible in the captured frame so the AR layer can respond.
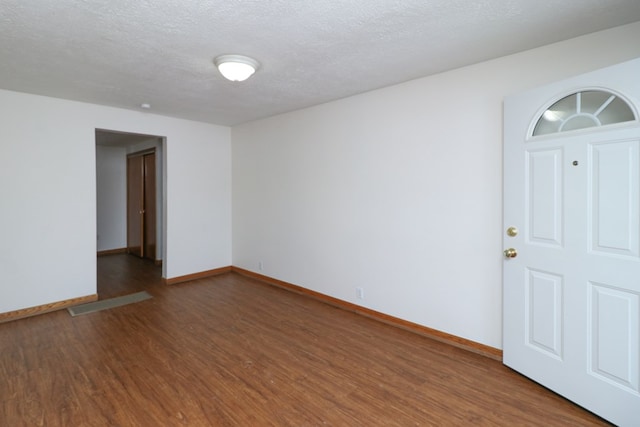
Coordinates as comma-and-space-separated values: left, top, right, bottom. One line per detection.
2, 1, 640, 126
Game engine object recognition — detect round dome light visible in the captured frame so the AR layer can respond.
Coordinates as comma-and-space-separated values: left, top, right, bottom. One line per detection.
214, 54, 260, 82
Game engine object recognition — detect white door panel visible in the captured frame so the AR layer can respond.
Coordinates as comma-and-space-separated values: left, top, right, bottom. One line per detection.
526, 148, 564, 247
504, 58, 640, 426
525, 268, 564, 359
588, 282, 639, 391
589, 139, 640, 258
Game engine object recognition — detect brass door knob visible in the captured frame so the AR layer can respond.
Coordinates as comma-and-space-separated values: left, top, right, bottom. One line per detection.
504, 248, 518, 258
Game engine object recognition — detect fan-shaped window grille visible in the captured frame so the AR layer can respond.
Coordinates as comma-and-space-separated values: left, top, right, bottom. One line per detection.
533, 90, 636, 136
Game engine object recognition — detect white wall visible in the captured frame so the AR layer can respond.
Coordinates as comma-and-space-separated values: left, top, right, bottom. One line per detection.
0, 91, 231, 313
232, 22, 640, 349
96, 144, 127, 252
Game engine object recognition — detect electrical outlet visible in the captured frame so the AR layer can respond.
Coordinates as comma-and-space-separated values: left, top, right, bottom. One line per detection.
356, 287, 364, 300
258, 261, 263, 271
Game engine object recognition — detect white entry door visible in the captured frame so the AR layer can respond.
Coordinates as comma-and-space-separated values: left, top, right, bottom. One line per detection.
503, 58, 640, 427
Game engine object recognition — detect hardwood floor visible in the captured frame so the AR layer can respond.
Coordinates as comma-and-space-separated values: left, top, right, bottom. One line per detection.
0, 255, 610, 426
97, 254, 163, 299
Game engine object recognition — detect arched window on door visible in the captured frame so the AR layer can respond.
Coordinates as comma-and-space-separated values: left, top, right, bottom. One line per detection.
532, 90, 636, 137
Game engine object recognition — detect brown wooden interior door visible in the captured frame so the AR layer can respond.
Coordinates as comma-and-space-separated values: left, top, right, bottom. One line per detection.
143, 153, 156, 260
126, 155, 143, 257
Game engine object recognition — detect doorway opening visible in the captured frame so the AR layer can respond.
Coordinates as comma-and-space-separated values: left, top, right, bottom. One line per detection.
95, 129, 166, 298
127, 149, 157, 260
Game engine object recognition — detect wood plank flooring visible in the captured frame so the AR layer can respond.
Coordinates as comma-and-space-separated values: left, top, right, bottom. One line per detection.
96, 254, 163, 300
0, 255, 610, 426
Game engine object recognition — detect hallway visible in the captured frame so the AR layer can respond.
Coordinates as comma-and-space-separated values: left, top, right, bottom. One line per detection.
97, 253, 162, 300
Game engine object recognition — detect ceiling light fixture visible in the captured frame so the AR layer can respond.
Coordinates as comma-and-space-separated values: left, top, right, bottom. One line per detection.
214, 54, 259, 82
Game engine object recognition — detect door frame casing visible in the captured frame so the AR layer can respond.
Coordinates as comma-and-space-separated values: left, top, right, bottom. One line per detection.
127, 148, 157, 261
